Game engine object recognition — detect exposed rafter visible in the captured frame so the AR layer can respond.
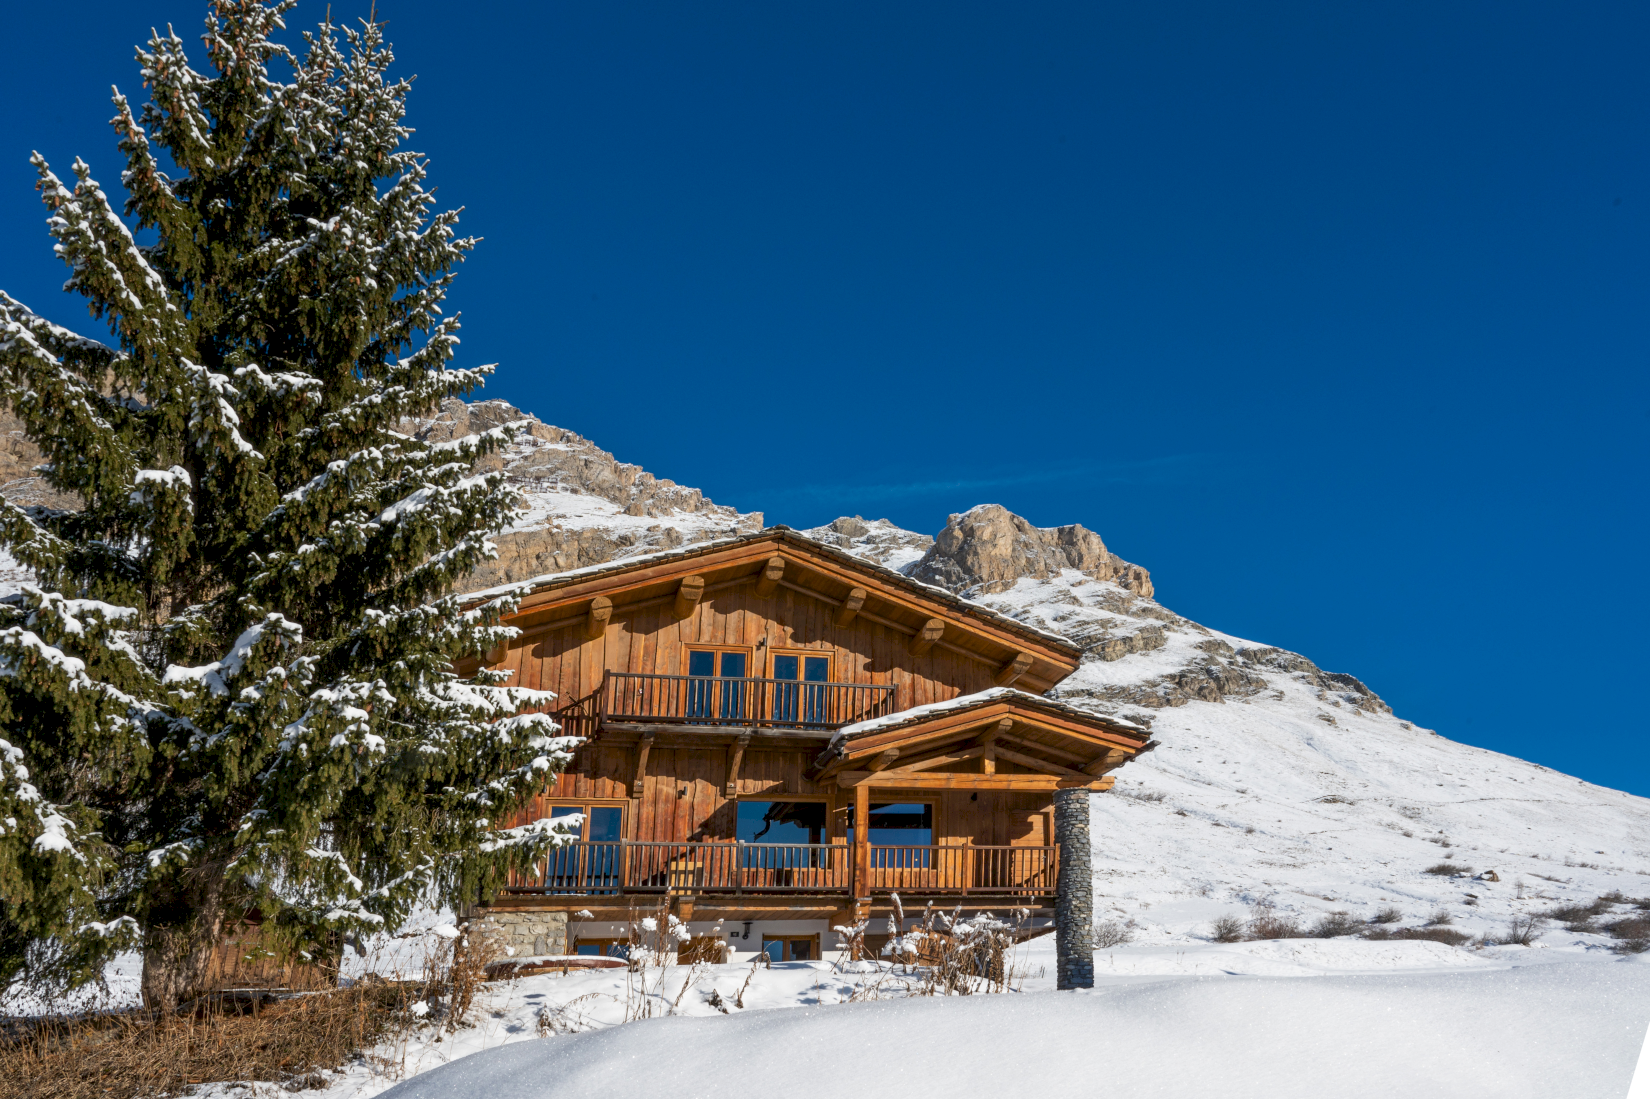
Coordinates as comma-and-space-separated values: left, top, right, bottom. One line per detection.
993, 651, 1034, 687
672, 575, 705, 619
754, 556, 785, 598
909, 618, 945, 656
585, 595, 612, 639
835, 586, 867, 628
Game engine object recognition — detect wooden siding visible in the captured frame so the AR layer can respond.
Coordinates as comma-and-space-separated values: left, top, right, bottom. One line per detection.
519, 743, 1051, 849
510, 579, 1001, 716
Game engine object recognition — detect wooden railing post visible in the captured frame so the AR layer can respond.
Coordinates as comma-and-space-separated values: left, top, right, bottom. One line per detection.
853, 782, 870, 901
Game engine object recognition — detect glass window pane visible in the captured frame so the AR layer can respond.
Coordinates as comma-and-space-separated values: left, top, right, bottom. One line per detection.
850, 803, 933, 848
762, 939, 785, 963
738, 800, 828, 844
575, 943, 601, 956
720, 652, 746, 677
688, 650, 716, 676
803, 656, 829, 682
587, 806, 622, 842
789, 940, 813, 961
772, 655, 798, 680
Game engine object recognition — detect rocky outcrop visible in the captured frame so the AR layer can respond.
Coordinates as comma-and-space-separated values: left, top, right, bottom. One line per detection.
908, 504, 1153, 599
0, 407, 80, 511
800, 516, 933, 572
404, 400, 764, 591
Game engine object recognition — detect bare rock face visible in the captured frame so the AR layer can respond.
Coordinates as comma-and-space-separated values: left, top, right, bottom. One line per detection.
401, 400, 764, 592
908, 504, 1153, 599
799, 515, 933, 573
0, 406, 79, 511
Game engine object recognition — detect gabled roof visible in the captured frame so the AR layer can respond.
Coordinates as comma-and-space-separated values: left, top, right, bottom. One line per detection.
816, 688, 1154, 788
472, 527, 1085, 692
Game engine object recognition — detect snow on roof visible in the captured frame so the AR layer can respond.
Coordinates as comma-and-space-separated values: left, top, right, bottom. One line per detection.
831, 686, 1150, 748
465, 527, 1077, 653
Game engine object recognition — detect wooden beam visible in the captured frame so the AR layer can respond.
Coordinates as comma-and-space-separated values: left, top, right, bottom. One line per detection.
991, 744, 1088, 778
868, 748, 901, 773
585, 595, 612, 640
754, 556, 785, 598
996, 731, 1092, 766
993, 651, 1034, 687
835, 587, 867, 628
1083, 747, 1130, 776
837, 771, 1114, 791
632, 732, 655, 796
909, 618, 945, 657
884, 745, 990, 773
672, 575, 706, 619
982, 717, 1009, 775
724, 733, 752, 797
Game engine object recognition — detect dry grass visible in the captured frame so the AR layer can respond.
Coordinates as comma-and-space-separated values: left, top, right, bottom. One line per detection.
0, 985, 405, 1099
1424, 863, 1471, 876
1362, 926, 1471, 947
1370, 906, 1403, 925
1310, 911, 1362, 938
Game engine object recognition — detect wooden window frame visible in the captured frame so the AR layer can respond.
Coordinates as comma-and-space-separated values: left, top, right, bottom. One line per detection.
681, 645, 753, 678
541, 800, 628, 840
574, 937, 631, 959
766, 648, 832, 681
761, 933, 821, 962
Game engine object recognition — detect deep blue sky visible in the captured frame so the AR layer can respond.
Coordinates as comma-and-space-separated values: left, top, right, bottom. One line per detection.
2, 2, 1647, 791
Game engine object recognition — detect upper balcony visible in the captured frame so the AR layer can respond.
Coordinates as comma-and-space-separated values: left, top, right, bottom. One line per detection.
592, 671, 898, 733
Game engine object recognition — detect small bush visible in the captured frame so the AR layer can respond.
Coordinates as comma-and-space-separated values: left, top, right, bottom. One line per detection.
1210, 915, 1247, 943
1426, 910, 1454, 927
1370, 906, 1403, 925
1311, 911, 1362, 938
1116, 788, 1167, 803
1248, 912, 1303, 940
1501, 915, 1544, 946
1093, 920, 1134, 949
1364, 926, 1471, 947
1424, 863, 1471, 876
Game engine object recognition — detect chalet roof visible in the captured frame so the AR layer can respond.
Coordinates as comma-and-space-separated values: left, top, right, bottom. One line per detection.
468, 527, 1080, 660
831, 687, 1151, 748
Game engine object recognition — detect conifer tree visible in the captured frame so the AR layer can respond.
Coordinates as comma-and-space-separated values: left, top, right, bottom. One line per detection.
0, 0, 575, 1010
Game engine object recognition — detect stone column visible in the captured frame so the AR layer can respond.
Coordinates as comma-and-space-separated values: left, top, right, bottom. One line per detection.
1054, 788, 1094, 990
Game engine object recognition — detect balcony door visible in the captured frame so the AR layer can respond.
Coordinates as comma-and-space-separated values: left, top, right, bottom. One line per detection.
544, 803, 623, 893
771, 652, 829, 726
685, 648, 747, 721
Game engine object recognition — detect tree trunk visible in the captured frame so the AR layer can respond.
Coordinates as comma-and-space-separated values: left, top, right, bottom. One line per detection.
139, 866, 229, 1013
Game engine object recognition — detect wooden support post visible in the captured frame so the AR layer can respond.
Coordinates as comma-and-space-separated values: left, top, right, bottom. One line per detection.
982, 716, 1009, 775
834, 587, 867, 628
853, 782, 870, 900
585, 595, 612, 640
672, 575, 705, 619
993, 651, 1034, 687
754, 556, 785, 598
908, 618, 945, 656
725, 733, 751, 797
632, 732, 654, 796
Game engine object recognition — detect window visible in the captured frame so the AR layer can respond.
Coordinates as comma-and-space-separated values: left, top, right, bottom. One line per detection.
574, 939, 631, 960
737, 800, 828, 869
543, 803, 623, 892
762, 935, 818, 962
771, 652, 830, 725
685, 648, 748, 720
849, 803, 934, 869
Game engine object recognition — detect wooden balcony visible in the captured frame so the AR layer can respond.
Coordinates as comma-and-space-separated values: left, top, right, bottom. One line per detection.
601, 672, 898, 731
505, 841, 1057, 898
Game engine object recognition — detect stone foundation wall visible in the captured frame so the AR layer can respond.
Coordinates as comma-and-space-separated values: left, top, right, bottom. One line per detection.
487, 910, 569, 958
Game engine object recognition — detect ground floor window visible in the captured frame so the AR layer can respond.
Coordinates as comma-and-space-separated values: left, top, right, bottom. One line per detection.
761, 935, 818, 962
574, 938, 631, 960
543, 803, 624, 892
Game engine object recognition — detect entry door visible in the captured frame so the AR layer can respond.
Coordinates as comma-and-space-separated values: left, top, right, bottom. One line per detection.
772, 653, 829, 725
686, 649, 747, 720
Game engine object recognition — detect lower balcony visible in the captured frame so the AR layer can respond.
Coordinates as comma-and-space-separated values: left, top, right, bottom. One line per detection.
503, 841, 1058, 898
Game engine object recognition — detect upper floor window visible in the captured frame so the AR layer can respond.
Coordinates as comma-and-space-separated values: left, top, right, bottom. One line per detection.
686, 648, 748, 719
771, 652, 830, 724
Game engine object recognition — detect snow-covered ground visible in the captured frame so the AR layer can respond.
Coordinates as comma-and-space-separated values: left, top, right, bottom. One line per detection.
194, 936, 1650, 1099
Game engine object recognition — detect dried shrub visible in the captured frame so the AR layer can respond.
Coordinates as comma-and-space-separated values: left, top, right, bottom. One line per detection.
1311, 911, 1362, 938
1605, 917, 1650, 954
1247, 908, 1303, 941
1210, 915, 1246, 943
1500, 915, 1545, 946
1092, 920, 1134, 949
1424, 863, 1471, 876
0, 985, 407, 1099
1426, 909, 1454, 927
1115, 788, 1167, 803
1363, 926, 1471, 947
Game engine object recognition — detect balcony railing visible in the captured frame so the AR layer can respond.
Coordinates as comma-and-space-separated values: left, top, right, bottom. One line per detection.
506, 841, 1057, 897
602, 672, 898, 730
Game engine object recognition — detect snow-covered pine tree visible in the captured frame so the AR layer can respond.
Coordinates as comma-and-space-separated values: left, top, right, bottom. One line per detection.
0, 0, 577, 1011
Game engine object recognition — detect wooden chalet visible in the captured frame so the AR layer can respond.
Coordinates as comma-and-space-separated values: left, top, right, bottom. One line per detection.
475, 528, 1151, 962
